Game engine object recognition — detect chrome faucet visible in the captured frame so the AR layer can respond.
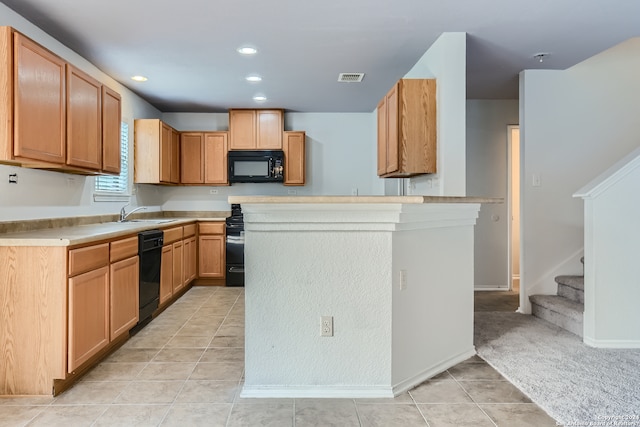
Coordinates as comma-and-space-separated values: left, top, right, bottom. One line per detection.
119, 203, 147, 222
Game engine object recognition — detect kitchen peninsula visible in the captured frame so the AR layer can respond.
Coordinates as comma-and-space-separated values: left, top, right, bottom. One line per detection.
228, 195, 497, 398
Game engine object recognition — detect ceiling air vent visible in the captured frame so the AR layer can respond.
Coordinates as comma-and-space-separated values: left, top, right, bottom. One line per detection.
338, 73, 365, 83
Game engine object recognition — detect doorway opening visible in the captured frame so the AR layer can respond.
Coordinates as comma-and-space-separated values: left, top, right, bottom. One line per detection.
507, 125, 521, 296
473, 125, 521, 313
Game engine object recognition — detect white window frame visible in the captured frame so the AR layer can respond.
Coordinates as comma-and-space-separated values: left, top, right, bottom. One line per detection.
94, 120, 132, 202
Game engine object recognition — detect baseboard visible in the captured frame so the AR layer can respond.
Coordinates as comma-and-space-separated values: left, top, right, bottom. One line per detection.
391, 346, 476, 396
474, 287, 510, 291
583, 336, 640, 349
240, 385, 394, 399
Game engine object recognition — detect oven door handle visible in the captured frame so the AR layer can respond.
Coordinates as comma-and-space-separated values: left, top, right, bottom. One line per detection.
229, 267, 245, 273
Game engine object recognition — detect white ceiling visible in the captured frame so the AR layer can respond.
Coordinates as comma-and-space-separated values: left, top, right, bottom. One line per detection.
2, 0, 639, 112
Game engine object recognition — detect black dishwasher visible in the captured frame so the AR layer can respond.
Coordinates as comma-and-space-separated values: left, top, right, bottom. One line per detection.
138, 229, 163, 325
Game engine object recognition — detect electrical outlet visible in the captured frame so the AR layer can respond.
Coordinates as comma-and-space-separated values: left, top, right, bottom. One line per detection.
288, 189, 297, 195
321, 316, 333, 337
209, 189, 218, 194
400, 269, 407, 290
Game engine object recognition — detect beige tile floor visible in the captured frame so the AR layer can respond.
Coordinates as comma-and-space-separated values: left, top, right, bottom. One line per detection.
0, 286, 557, 426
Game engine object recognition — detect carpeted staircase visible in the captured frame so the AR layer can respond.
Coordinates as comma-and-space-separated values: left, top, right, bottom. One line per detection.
529, 259, 584, 337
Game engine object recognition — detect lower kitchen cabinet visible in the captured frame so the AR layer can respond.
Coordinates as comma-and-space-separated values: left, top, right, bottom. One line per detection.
198, 222, 225, 279
109, 255, 139, 341
68, 265, 110, 373
159, 223, 197, 305
0, 220, 214, 396
183, 234, 197, 286
172, 240, 184, 294
160, 244, 174, 305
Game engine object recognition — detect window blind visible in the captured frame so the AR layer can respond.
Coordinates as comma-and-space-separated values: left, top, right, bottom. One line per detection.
95, 122, 129, 193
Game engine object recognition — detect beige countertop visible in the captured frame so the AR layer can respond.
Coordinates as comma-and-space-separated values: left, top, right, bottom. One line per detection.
228, 195, 502, 204
0, 217, 227, 247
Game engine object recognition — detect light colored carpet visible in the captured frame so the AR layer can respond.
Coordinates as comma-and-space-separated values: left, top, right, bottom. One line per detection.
475, 312, 640, 426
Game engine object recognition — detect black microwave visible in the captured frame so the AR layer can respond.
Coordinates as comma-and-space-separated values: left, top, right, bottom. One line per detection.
228, 150, 284, 183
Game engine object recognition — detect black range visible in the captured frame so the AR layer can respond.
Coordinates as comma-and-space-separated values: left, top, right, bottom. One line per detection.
225, 204, 245, 287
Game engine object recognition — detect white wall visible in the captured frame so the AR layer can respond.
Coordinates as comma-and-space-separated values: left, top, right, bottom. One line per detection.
519, 37, 640, 308
160, 112, 380, 212
575, 147, 640, 347
404, 32, 467, 197
466, 100, 519, 289
0, 4, 162, 221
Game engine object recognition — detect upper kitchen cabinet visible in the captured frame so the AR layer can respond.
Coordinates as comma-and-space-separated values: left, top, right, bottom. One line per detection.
283, 131, 306, 186
134, 119, 180, 184
101, 86, 122, 174
229, 109, 283, 150
66, 65, 102, 171
377, 79, 437, 178
0, 28, 66, 165
180, 131, 228, 185
0, 27, 122, 175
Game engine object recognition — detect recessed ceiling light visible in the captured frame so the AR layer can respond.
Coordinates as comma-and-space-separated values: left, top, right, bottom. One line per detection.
246, 74, 262, 82
131, 75, 148, 82
237, 46, 257, 55
253, 94, 267, 102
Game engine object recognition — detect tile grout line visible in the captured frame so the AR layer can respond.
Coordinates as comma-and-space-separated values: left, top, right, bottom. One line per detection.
168, 287, 242, 413
149, 286, 233, 426
407, 389, 432, 426
224, 290, 245, 427
133, 288, 212, 427
448, 370, 499, 427
352, 398, 364, 427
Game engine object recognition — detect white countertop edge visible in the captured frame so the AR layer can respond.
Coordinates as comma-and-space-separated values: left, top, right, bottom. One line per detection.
228, 195, 502, 204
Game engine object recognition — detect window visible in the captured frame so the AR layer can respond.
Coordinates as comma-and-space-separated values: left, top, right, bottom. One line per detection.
95, 121, 129, 196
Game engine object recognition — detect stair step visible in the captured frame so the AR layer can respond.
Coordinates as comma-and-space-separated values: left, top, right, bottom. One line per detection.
555, 275, 584, 304
529, 294, 583, 337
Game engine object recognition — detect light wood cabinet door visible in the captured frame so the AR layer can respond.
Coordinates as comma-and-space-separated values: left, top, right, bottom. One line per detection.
385, 83, 399, 174
135, 119, 180, 184
160, 123, 172, 183
66, 64, 102, 170
229, 109, 283, 150
13, 32, 66, 164
204, 132, 228, 184
376, 97, 387, 176
377, 79, 436, 177
160, 244, 173, 306
256, 110, 283, 149
68, 266, 109, 372
171, 128, 180, 183
110, 256, 139, 340
188, 236, 197, 282
180, 132, 204, 183
198, 235, 225, 278
283, 131, 305, 186
183, 236, 197, 286
101, 86, 121, 174
172, 240, 184, 293
229, 109, 256, 150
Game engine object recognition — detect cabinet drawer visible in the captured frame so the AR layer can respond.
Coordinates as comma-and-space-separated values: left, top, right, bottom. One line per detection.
199, 222, 225, 235
163, 226, 183, 244
68, 243, 109, 276
110, 236, 138, 263
183, 223, 196, 238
